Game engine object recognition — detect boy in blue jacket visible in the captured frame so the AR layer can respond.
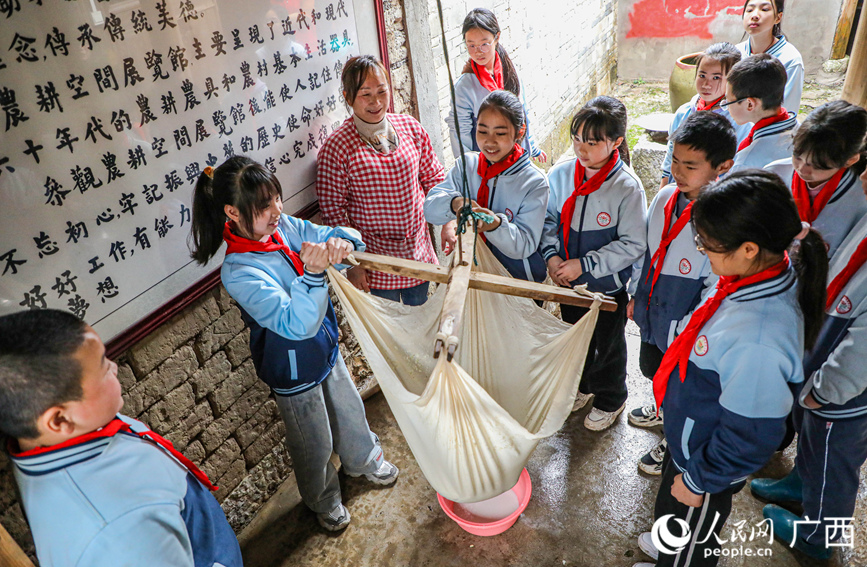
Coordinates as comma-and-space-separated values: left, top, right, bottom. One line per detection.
627, 112, 736, 475
0, 309, 242, 567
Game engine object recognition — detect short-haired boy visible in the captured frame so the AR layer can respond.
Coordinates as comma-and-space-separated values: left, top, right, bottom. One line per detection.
0, 309, 242, 567
725, 53, 797, 173
627, 112, 736, 480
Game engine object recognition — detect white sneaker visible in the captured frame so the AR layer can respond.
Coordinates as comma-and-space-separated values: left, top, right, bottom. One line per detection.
584, 403, 626, 431
347, 459, 400, 486
632, 563, 656, 567
317, 503, 351, 531
628, 404, 664, 428
638, 439, 667, 476
571, 392, 594, 412
638, 531, 659, 560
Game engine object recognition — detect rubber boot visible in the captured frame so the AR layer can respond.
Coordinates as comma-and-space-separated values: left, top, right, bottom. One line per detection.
762, 504, 834, 560
750, 466, 802, 504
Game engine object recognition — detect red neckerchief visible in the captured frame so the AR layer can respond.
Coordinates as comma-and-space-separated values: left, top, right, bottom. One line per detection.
792, 168, 847, 224
645, 191, 694, 303
474, 145, 523, 242
826, 236, 867, 310
223, 222, 304, 275
737, 107, 789, 151
653, 254, 790, 411
470, 52, 504, 92
695, 95, 724, 111
560, 150, 619, 259
11, 417, 218, 491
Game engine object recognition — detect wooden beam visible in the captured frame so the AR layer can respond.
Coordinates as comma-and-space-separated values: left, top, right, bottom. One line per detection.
349, 251, 618, 311
0, 523, 34, 567
842, 2, 867, 108
434, 231, 475, 360
831, 0, 859, 60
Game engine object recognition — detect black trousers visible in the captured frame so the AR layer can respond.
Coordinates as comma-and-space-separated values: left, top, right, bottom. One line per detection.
654, 453, 744, 567
639, 340, 665, 380
561, 290, 629, 412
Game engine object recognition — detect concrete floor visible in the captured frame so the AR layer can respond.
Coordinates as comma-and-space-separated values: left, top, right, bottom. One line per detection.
241, 323, 865, 567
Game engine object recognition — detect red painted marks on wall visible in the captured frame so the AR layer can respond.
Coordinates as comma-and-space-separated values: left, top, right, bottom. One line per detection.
627, 0, 743, 39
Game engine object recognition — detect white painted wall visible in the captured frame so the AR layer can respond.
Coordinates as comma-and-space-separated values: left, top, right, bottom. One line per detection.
405, 0, 618, 165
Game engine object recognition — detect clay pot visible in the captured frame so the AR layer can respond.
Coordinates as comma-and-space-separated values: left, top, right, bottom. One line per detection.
669, 52, 702, 112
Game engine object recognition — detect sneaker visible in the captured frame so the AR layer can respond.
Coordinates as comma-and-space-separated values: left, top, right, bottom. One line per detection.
584, 403, 625, 431
317, 503, 351, 531
628, 404, 663, 428
638, 439, 667, 476
571, 391, 593, 412
632, 564, 656, 567
347, 459, 399, 486
638, 531, 659, 560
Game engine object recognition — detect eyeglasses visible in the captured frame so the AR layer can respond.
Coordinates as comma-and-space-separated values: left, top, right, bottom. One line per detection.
466, 42, 492, 53
720, 97, 748, 110
694, 234, 707, 255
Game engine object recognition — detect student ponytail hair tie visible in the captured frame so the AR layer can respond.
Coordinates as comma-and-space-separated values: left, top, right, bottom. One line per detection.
203, 166, 214, 179
795, 221, 811, 241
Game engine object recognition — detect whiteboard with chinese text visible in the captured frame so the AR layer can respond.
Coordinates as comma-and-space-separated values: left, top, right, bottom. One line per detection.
0, 0, 381, 342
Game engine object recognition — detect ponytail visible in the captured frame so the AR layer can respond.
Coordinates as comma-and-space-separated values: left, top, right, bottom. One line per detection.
188, 155, 285, 265
617, 139, 631, 166
692, 169, 828, 349
496, 44, 520, 97
792, 228, 828, 350
190, 171, 224, 265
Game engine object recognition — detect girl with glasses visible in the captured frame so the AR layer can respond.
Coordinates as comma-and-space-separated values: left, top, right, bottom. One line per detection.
448, 8, 546, 163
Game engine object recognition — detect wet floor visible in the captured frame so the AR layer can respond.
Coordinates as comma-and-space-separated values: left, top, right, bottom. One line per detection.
240, 324, 865, 567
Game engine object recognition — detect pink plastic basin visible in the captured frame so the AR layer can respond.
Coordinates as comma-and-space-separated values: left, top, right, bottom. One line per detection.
437, 468, 532, 536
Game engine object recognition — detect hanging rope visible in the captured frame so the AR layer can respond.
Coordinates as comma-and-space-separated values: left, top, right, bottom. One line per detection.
434, 0, 495, 263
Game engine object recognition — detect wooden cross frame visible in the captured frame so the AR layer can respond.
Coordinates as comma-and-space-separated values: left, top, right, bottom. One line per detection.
350, 226, 617, 361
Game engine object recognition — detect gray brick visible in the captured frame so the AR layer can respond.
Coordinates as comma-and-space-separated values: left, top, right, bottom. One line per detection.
200, 381, 270, 453
190, 351, 232, 400
224, 329, 251, 368
127, 296, 220, 376
116, 363, 136, 391
242, 420, 286, 469
123, 346, 199, 417
194, 306, 245, 362
234, 398, 281, 451
207, 359, 258, 417
184, 440, 206, 465
202, 438, 241, 480
213, 457, 247, 503
142, 383, 196, 436
164, 401, 214, 452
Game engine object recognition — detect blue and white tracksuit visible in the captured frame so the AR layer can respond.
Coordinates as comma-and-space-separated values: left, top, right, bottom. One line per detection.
661, 96, 751, 184
11, 414, 241, 567
221, 214, 363, 396
764, 159, 867, 258
222, 214, 385, 515
629, 186, 716, 352
737, 35, 804, 115
541, 156, 648, 294
424, 151, 549, 282
447, 73, 541, 158
794, 214, 867, 544
662, 265, 804, 496
729, 111, 797, 174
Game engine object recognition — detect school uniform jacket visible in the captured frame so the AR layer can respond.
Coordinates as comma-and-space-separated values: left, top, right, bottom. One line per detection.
729, 111, 797, 174
800, 214, 867, 420
629, 185, 716, 350
424, 151, 549, 282
221, 214, 364, 396
447, 73, 541, 158
765, 159, 867, 258
661, 95, 751, 183
737, 36, 804, 115
662, 266, 803, 495
541, 156, 648, 294
10, 414, 241, 567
